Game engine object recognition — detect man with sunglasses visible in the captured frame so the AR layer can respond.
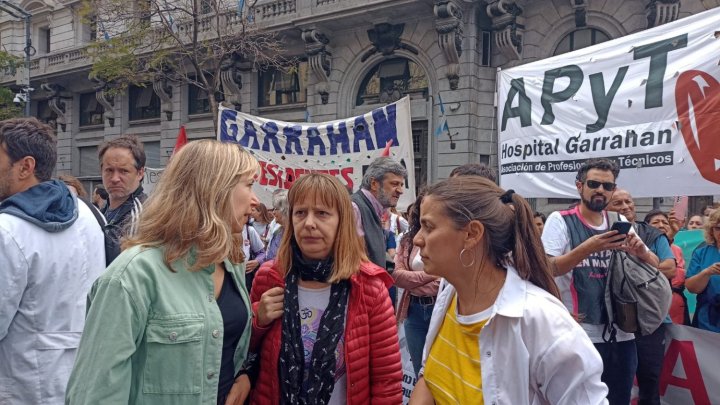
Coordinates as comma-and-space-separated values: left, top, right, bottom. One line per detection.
541, 158, 660, 405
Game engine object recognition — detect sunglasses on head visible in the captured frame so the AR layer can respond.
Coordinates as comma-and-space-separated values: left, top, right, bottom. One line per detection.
584, 180, 617, 191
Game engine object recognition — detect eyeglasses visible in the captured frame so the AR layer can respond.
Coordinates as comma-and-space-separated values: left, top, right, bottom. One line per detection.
712, 226, 720, 232
585, 180, 617, 192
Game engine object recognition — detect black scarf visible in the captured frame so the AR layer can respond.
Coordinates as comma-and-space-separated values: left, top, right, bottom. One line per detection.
279, 243, 350, 405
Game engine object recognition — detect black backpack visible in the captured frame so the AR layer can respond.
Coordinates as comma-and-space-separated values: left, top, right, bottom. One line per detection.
603, 213, 672, 341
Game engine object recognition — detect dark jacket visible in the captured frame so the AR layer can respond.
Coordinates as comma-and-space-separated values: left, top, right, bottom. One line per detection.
101, 186, 147, 264
351, 190, 387, 269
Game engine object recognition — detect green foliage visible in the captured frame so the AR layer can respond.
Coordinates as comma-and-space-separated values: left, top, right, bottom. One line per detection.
0, 87, 23, 120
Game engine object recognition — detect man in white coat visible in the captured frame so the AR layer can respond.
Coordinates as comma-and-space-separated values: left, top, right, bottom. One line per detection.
0, 118, 105, 404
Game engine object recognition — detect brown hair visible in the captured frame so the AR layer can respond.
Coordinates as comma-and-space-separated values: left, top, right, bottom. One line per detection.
424, 176, 560, 298
253, 202, 273, 224
98, 134, 146, 170
123, 140, 258, 271
58, 174, 87, 198
703, 210, 720, 246
275, 173, 368, 283
0, 117, 57, 181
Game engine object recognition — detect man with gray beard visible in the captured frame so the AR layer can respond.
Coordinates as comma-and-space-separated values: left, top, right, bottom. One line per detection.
351, 157, 406, 271
541, 158, 660, 405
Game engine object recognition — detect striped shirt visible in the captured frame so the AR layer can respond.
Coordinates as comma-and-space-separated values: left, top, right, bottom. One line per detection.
423, 294, 490, 404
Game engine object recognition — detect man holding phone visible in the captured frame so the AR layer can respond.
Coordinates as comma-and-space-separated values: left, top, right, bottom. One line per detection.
542, 158, 660, 405
608, 189, 676, 405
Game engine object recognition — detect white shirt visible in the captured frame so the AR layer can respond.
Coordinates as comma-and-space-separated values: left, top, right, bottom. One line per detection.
542, 210, 636, 343
0, 199, 105, 404
422, 267, 608, 405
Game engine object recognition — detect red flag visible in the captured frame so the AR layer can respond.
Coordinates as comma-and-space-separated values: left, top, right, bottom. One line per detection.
173, 125, 188, 156
381, 140, 393, 157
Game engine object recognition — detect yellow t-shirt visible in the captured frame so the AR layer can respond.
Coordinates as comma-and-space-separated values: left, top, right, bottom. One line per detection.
423, 295, 491, 404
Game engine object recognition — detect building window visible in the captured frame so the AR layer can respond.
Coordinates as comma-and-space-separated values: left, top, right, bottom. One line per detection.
411, 121, 428, 191
128, 85, 161, 121
200, 0, 213, 14
36, 100, 57, 127
144, 141, 161, 168
188, 80, 211, 115
356, 58, 428, 106
38, 27, 51, 53
79, 145, 100, 177
79, 92, 104, 127
480, 30, 492, 67
258, 61, 308, 107
554, 28, 610, 56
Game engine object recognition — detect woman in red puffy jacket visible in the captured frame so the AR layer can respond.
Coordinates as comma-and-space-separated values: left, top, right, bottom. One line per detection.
249, 173, 402, 405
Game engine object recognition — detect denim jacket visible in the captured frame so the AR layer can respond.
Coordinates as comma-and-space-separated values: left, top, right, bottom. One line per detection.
66, 245, 252, 405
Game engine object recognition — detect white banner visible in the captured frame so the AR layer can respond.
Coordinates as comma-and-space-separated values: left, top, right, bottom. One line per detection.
652, 324, 720, 405
217, 98, 416, 209
497, 7, 720, 198
142, 167, 163, 195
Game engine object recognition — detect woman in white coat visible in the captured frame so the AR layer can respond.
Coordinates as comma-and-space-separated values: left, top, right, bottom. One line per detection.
409, 176, 608, 405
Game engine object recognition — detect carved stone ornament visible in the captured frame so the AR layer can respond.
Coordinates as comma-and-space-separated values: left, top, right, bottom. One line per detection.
302, 29, 332, 104
40, 83, 68, 133
434, 0, 463, 90
220, 52, 244, 110
486, 0, 524, 61
361, 23, 419, 62
571, 0, 588, 28
646, 0, 680, 28
89, 73, 115, 127
152, 76, 173, 121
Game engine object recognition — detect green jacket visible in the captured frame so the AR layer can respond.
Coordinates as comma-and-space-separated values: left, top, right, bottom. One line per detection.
66, 245, 252, 405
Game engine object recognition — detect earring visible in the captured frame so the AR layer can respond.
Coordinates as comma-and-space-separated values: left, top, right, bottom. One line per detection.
459, 248, 475, 268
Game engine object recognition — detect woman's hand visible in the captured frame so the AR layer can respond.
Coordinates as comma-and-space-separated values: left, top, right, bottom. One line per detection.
246, 260, 260, 273
224, 374, 251, 405
409, 377, 435, 405
703, 263, 720, 276
257, 286, 284, 327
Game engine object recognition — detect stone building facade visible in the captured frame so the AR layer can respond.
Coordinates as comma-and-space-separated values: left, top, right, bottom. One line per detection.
0, 0, 718, 214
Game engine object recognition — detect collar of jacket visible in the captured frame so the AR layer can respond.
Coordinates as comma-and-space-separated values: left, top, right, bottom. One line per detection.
437, 265, 527, 320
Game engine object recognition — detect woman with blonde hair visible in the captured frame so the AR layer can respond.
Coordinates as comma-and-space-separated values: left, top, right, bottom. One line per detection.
66, 140, 259, 405
409, 176, 607, 405
249, 173, 402, 404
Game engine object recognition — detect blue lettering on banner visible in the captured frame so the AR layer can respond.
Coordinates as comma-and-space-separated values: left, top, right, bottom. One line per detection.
260, 121, 283, 153
372, 103, 399, 147
220, 104, 401, 157
353, 116, 375, 152
219, 109, 239, 142
241, 120, 260, 149
306, 127, 326, 156
283, 125, 304, 155
327, 122, 350, 155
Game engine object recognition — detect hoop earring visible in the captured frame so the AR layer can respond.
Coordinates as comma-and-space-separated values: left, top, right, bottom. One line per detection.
460, 248, 475, 268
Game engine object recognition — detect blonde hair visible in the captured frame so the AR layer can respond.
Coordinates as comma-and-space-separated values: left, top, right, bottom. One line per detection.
703, 209, 720, 246
275, 173, 368, 283
124, 140, 259, 271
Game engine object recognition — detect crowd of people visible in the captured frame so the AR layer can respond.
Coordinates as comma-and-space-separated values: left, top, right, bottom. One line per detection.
0, 117, 718, 405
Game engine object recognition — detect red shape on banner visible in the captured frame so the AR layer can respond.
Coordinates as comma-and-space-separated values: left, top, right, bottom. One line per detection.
674, 70, 720, 184
659, 339, 710, 404
173, 126, 188, 156
381, 140, 393, 157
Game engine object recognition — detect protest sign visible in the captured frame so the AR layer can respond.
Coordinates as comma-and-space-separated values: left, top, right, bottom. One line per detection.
218, 97, 416, 209
497, 7, 720, 198
142, 167, 163, 195
657, 324, 720, 405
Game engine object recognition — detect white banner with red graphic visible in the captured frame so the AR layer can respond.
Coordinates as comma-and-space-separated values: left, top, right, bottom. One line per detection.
497, 7, 720, 198
636, 324, 720, 405
217, 98, 416, 209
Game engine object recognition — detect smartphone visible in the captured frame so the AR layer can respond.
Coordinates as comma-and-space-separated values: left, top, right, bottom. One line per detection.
610, 221, 632, 235
672, 196, 689, 221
